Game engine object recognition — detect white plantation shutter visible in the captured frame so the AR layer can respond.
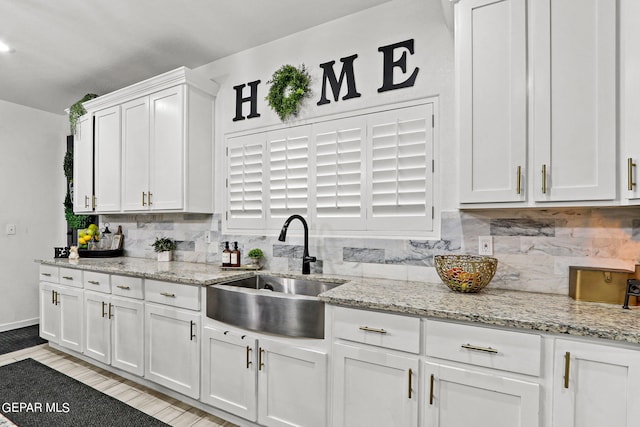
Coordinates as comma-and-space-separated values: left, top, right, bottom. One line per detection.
267, 127, 310, 223
367, 104, 434, 231
313, 118, 365, 229
227, 133, 265, 229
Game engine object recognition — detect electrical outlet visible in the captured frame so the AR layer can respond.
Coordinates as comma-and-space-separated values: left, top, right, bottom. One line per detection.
204, 231, 211, 244
6, 224, 16, 235
479, 236, 493, 256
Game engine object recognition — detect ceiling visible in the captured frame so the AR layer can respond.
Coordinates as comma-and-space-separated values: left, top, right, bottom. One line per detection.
0, 0, 391, 115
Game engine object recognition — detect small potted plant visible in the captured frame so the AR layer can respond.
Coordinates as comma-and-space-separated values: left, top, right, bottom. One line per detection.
248, 248, 264, 267
151, 237, 177, 262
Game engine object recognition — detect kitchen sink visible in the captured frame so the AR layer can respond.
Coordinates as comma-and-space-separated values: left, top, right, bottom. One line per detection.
206, 275, 344, 339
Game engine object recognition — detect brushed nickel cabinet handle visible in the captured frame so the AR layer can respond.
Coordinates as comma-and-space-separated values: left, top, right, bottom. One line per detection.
246, 345, 253, 369
148, 192, 153, 205
189, 321, 196, 340
101, 301, 107, 318
564, 351, 571, 389
516, 165, 522, 194
461, 343, 499, 354
42, 273, 52, 277
54, 291, 59, 306
84, 195, 90, 208
429, 374, 435, 405
62, 276, 73, 280
160, 292, 175, 297
51, 290, 56, 304
408, 368, 413, 399
116, 285, 130, 290
259, 347, 265, 371
359, 326, 387, 334
92, 196, 97, 209
542, 164, 547, 194
88, 280, 100, 285
142, 192, 147, 206
108, 303, 113, 319
628, 158, 637, 191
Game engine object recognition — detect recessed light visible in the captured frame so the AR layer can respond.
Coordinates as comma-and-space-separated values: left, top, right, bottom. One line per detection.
0, 40, 14, 53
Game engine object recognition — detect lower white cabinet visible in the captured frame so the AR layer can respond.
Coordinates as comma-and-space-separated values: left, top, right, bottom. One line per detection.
332, 342, 419, 427
39, 282, 83, 353
423, 362, 540, 427
201, 325, 328, 427
83, 291, 144, 376
145, 302, 200, 399
552, 339, 640, 427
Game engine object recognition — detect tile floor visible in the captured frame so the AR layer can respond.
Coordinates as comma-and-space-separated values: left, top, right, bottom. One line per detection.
0, 344, 239, 427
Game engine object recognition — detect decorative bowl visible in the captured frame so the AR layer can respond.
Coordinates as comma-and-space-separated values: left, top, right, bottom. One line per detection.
434, 255, 498, 293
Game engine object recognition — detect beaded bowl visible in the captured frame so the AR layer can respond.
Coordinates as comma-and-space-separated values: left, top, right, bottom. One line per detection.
434, 255, 498, 293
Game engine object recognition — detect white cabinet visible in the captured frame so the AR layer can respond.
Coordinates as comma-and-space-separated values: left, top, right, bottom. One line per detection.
121, 96, 150, 211
530, 0, 616, 203
423, 362, 540, 427
552, 339, 640, 427
93, 105, 121, 212
39, 282, 84, 353
457, 0, 527, 204
458, 0, 618, 207
73, 114, 94, 213
201, 325, 328, 427
83, 291, 144, 376
621, 0, 640, 204
145, 302, 200, 399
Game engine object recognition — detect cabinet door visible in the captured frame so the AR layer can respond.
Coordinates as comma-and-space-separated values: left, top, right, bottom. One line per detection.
458, 0, 527, 204
110, 296, 144, 376
621, 0, 640, 203
83, 291, 110, 364
58, 286, 84, 353
145, 303, 199, 398
423, 362, 539, 427
94, 106, 122, 212
149, 86, 184, 210
332, 342, 418, 427
201, 327, 257, 421
553, 339, 640, 427
121, 97, 150, 211
531, 0, 616, 202
39, 282, 59, 342
73, 114, 94, 213
258, 338, 328, 427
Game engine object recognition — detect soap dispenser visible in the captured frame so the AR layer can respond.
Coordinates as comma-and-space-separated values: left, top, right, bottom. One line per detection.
222, 242, 232, 267
231, 242, 241, 267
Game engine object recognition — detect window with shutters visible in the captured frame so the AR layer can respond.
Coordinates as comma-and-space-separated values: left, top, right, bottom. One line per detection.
225, 100, 437, 237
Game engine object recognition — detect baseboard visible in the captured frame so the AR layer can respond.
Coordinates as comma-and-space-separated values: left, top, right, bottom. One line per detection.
0, 317, 39, 333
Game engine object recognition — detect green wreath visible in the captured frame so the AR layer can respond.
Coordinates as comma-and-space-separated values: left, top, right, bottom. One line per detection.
265, 64, 311, 121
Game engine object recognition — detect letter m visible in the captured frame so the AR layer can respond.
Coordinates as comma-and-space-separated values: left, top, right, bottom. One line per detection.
317, 54, 362, 106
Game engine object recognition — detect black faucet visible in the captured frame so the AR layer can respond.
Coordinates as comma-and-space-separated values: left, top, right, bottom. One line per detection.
278, 214, 316, 275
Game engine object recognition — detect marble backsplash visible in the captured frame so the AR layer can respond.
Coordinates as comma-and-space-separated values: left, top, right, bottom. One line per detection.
101, 207, 640, 295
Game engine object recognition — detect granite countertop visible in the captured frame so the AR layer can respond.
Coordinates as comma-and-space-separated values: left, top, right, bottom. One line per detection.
37, 257, 640, 345
319, 278, 640, 345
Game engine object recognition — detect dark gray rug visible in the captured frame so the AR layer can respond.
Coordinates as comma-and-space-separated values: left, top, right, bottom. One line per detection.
0, 325, 46, 355
0, 358, 169, 427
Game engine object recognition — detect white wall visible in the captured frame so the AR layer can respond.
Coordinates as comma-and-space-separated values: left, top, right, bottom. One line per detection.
194, 0, 457, 214
0, 100, 67, 331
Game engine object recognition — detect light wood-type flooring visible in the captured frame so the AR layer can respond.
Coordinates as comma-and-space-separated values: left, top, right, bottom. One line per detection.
0, 344, 239, 427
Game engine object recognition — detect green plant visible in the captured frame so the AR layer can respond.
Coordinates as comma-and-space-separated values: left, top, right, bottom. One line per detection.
248, 248, 264, 259
265, 64, 311, 121
63, 153, 91, 230
151, 237, 177, 253
69, 93, 98, 135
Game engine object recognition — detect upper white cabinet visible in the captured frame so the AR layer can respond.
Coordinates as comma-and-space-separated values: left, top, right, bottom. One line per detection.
621, 0, 640, 204
78, 67, 218, 214
458, 0, 527, 204
73, 114, 94, 213
458, 0, 618, 207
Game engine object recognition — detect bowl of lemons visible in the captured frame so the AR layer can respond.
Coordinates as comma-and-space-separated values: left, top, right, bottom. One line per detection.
77, 223, 100, 249
434, 255, 498, 293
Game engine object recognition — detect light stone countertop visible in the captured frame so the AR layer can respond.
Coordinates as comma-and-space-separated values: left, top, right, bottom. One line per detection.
37, 257, 640, 345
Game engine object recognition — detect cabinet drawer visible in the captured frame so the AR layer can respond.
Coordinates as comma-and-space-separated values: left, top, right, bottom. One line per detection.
145, 279, 200, 311
58, 267, 83, 288
83, 271, 111, 293
39, 265, 59, 283
425, 320, 542, 376
333, 306, 421, 354
111, 275, 144, 299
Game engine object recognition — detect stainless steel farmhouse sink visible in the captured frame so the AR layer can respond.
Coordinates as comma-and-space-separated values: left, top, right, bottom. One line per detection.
206, 275, 344, 339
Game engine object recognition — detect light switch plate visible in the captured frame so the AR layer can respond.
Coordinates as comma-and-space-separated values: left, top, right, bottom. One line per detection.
479, 236, 493, 256
6, 224, 16, 235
